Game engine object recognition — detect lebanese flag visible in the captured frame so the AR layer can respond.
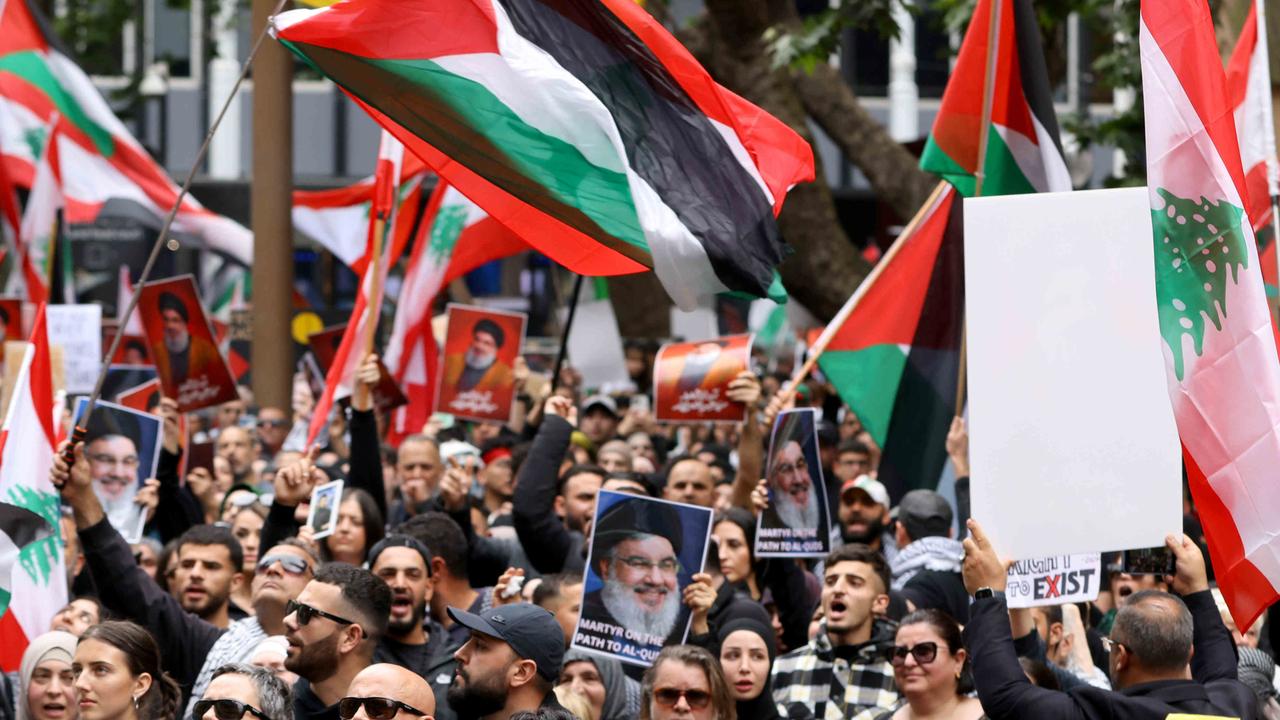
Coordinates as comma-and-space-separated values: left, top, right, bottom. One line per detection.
292, 153, 429, 275
0, 304, 66, 671
270, 0, 814, 310
306, 131, 406, 448
1142, 0, 1280, 631
384, 179, 530, 445
14, 116, 60, 304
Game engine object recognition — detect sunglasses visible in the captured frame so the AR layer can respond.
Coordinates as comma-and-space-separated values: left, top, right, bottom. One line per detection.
286, 599, 355, 627
653, 688, 711, 710
257, 419, 290, 428
257, 554, 311, 575
890, 641, 939, 666
193, 700, 269, 720
338, 697, 426, 720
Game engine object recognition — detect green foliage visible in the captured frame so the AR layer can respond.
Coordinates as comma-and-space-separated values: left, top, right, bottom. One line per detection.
765, 0, 904, 73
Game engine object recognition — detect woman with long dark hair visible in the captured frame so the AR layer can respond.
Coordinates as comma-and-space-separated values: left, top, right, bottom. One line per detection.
73, 621, 182, 720
321, 487, 384, 565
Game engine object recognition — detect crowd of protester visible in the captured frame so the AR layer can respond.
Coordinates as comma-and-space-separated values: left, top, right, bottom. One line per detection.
9, 342, 1279, 720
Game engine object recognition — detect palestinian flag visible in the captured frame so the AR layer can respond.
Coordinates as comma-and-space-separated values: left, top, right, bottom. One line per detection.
920, 0, 1071, 196
270, 0, 814, 311
292, 153, 429, 274
0, 0, 251, 263
0, 304, 65, 671
1141, 0, 1280, 631
384, 179, 529, 445
814, 186, 965, 500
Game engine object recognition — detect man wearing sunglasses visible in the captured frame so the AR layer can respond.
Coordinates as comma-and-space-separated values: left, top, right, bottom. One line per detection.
447, 603, 566, 719
195, 664, 291, 720
285, 565, 392, 720
339, 664, 435, 720
962, 519, 1256, 719
53, 438, 318, 720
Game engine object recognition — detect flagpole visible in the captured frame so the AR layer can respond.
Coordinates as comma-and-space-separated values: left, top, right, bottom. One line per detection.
552, 273, 586, 389
57, 0, 290, 476
779, 181, 949, 397
955, 0, 1002, 415
363, 216, 387, 354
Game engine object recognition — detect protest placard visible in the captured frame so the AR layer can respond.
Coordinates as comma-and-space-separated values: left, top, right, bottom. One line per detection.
102, 325, 153, 365
306, 324, 408, 410
434, 304, 527, 422
966, 188, 1182, 559
137, 275, 239, 413
102, 365, 158, 403
117, 379, 162, 415
653, 334, 752, 423
46, 304, 101, 395
756, 408, 831, 557
308, 480, 344, 540
71, 398, 162, 539
571, 490, 713, 667
1005, 554, 1102, 609
0, 298, 22, 342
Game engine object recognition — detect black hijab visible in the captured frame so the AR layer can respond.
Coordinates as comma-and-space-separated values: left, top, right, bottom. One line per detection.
717, 614, 781, 720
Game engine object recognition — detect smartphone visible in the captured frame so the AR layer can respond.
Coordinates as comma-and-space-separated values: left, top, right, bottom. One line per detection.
1121, 547, 1176, 576
631, 394, 650, 413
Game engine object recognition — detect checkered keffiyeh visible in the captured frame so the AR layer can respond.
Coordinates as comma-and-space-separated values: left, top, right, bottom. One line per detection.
770, 624, 899, 719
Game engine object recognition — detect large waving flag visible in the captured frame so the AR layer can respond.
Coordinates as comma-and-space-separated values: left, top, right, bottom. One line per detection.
0, 0, 251, 263
920, 0, 1071, 197
0, 305, 66, 671
14, 116, 60, 304
385, 179, 530, 445
306, 131, 406, 448
1141, 0, 1280, 631
270, 0, 814, 310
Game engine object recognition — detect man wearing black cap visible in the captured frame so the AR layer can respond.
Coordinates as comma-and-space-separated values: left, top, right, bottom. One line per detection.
447, 603, 566, 719
369, 534, 458, 720
581, 497, 688, 652
890, 489, 968, 622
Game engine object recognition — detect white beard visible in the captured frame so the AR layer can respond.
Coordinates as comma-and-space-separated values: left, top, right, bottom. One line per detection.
775, 487, 819, 530
464, 349, 497, 371
97, 481, 140, 531
601, 572, 680, 642
164, 332, 190, 354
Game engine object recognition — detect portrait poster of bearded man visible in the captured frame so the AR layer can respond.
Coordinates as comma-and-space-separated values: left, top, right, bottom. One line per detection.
572, 490, 713, 667
70, 397, 162, 542
137, 274, 238, 412
435, 304, 527, 422
652, 334, 753, 423
756, 407, 832, 557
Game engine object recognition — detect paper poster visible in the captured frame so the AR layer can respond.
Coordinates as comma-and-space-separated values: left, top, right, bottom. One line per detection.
306, 324, 408, 411
571, 490, 713, 667
653, 334, 753, 423
434, 304, 527, 422
308, 480, 344, 540
46, 304, 102, 395
102, 365, 158, 403
137, 275, 239, 412
71, 398, 162, 539
0, 298, 22, 342
117, 379, 162, 415
965, 188, 1182, 559
102, 326, 153, 365
1005, 554, 1103, 609
756, 408, 831, 557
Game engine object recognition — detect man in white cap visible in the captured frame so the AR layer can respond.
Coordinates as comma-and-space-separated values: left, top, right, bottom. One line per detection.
837, 474, 896, 563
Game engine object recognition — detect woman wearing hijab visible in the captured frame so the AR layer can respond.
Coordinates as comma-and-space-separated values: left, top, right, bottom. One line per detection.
19, 631, 79, 720
556, 649, 641, 720
717, 615, 781, 720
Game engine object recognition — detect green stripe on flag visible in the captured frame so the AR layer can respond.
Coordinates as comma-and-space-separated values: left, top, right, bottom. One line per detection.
920, 136, 976, 196
921, 128, 1038, 197
0, 587, 9, 618
818, 344, 908, 447
0, 51, 115, 156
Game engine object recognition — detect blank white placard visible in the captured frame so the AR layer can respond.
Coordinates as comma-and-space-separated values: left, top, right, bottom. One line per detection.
965, 187, 1182, 561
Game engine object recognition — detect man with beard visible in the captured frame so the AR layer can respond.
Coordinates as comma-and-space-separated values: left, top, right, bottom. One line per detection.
581, 498, 688, 654
153, 291, 221, 389
889, 489, 968, 623
762, 437, 825, 538
52, 438, 317, 716
83, 411, 145, 532
440, 318, 514, 412
447, 603, 566, 718
216, 426, 260, 488
837, 475, 896, 561
369, 535, 458, 720
285, 564, 391, 720
170, 524, 247, 627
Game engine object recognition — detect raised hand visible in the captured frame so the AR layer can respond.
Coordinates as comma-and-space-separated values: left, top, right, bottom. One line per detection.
544, 395, 578, 427
962, 519, 1011, 596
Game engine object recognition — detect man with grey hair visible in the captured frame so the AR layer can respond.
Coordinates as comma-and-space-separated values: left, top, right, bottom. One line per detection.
961, 519, 1257, 719
195, 664, 292, 720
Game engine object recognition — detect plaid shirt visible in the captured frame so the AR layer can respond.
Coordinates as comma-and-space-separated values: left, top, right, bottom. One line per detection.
770, 621, 900, 720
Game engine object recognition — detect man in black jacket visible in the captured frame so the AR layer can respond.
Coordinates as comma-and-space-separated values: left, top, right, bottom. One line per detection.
961, 518, 1258, 720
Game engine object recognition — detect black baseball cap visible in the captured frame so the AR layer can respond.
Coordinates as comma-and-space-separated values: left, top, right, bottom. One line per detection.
447, 603, 564, 681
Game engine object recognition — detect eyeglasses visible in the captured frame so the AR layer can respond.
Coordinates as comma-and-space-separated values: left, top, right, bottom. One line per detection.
286, 599, 355, 627
257, 554, 311, 576
86, 453, 140, 469
338, 697, 427, 720
1100, 636, 1126, 654
257, 419, 289, 428
890, 641, 939, 666
193, 699, 270, 720
615, 556, 680, 574
653, 688, 711, 709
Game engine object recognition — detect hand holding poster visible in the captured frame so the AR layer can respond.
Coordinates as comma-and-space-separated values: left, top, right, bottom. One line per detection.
653, 334, 753, 423
1005, 554, 1102, 609
434, 304, 527, 423
137, 275, 239, 412
572, 490, 713, 667
756, 408, 831, 557
71, 398, 162, 539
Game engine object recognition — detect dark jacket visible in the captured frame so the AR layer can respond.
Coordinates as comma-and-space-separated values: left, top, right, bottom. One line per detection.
512, 415, 585, 574
964, 590, 1259, 720
292, 679, 339, 720
374, 621, 459, 720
